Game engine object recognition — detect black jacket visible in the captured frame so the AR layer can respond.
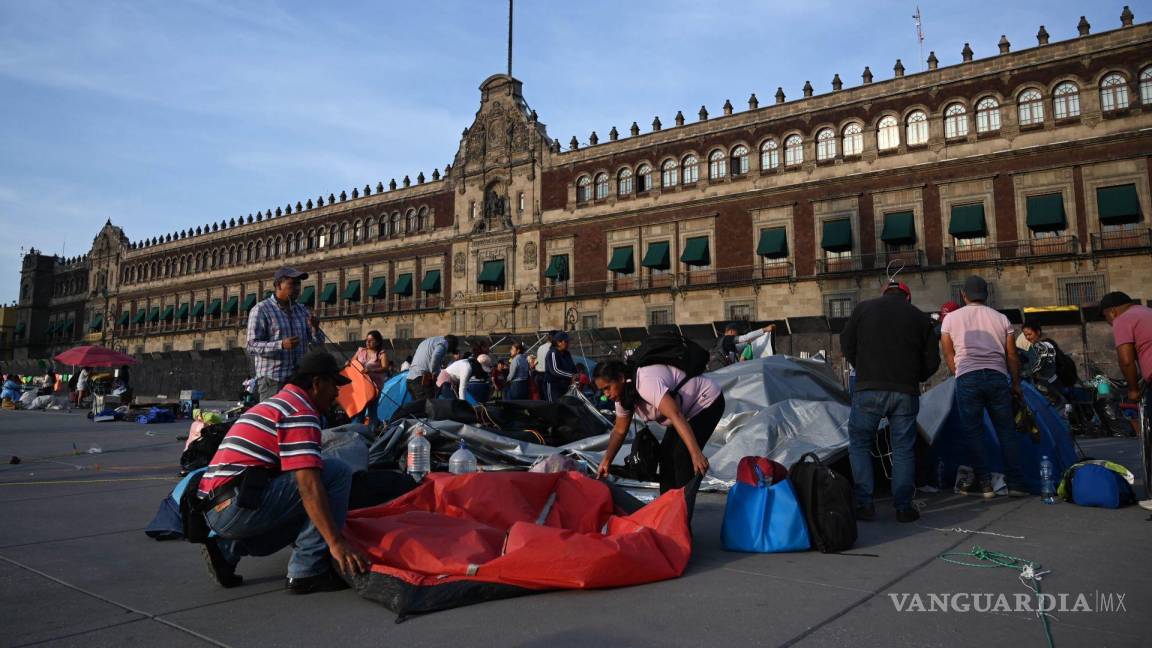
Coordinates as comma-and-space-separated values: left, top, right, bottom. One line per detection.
840, 293, 940, 395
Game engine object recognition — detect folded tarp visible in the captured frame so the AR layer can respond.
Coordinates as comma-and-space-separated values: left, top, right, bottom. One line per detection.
343, 471, 692, 619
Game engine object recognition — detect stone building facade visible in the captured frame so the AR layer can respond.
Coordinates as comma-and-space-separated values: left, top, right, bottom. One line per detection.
11, 10, 1152, 369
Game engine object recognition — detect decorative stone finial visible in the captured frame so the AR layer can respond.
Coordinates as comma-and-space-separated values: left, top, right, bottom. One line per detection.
927, 52, 938, 70
326, 195, 334, 205
609, 126, 618, 141
802, 80, 814, 97
402, 176, 411, 188
569, 135, 579, 150
961, 43, 974, 62
550, 140, 561, 153
589, 131, 599, 145
417, 172, 425, 184
444, 163, 451, 174
1037, 25, 1049, 45
229, 217, 236, 227
862, 66, 873, 84
432, 168, 441, 181
376, 181, 385, 193
775, 87, 785, 104
1077, 15, 1090, 36
698, 105, 708, 121
652, 116, 662, 131
630, 121, 640, 136
317, 195, 324, 206
283, 204, 291, 215
893, 60, 905, 78
723, 99, 733, 115
363, 185, 370, 196
529, 109, 538, 121
306, 199, 313, 210
748, 93, 759, 109
350, 188, 358, 199
1121, 6, 1135, 26
674, 110, 685, 126
831, 74, 842, 91
273, 207, 281, 217
338, 191, 346, 202
998, 35, 1010, 54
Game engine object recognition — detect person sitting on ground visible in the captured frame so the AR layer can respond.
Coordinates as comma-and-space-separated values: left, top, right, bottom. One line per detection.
37, 370, 57, 397
594, 360, 725, 500
1099, 291, 1152, 511
406, 335, 458, 401
506, 342, 531, 400
196, 350, 369, 594
444, 354, 495, 403
718, 323, 775, 365
2, 373, 22, 406
543, 332, 577, 402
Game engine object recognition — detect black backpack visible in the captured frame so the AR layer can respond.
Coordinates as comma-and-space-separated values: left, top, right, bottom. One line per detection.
1047, 339, 1079, 388
628, 333, 711, 403
179, 422, 232, 474
789, 452, 857, 553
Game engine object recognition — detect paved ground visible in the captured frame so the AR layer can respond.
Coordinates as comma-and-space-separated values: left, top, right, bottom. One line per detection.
1, 409, 1149, 648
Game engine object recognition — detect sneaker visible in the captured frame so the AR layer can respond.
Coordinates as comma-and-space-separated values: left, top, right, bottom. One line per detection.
854, 503, 876, 521
200, 539, 243, 588
956, 479, 995, 499
896, 507, 920, 523
286, 569, 350, 595
1138, 499, 1152, 511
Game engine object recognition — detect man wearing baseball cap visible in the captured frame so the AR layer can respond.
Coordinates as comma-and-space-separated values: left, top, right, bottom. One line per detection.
196, 350, 370, 594
246, 266, 325, 402
1099, 291, 1152, 509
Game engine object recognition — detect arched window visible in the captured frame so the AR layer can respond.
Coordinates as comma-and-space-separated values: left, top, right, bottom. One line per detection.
783, 135, 803, 166
245, 243, 253, 263
306, 230, 315, 251
760, 139, 779, 169
708, 150, 728, 179
1053, 82, 1081, 119
1018, 89, 1044, 126
404, 209, 416, 233
976, 97, 1001, 133
681, 155, 699, 184
636, 164, 652, 192
576, 175, 592, 202
254, 243, 262, 261
944, 103, 969, 139
617, 168, 633, 195
905, 110, 928, 146
1100, 73, 1130, 112
274, 237, 282, 258
353, 220, 362, 243
318, 229, 327, 249
594, 172, 609, 199
295, 232, 303, 252
661, 159, 678, 188
389, 212, 400, 236
877, 116, 899, 150
416, 207, 428, 232
1141, 67, 1152, 105
226, 248, 234, 266
842, 123, 863, 156
730, 145, 749, 175
815, 128, 836, 161
210, 252, 218, 270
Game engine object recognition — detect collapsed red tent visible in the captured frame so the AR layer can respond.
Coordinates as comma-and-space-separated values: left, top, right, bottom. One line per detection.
343, 471, 693, 619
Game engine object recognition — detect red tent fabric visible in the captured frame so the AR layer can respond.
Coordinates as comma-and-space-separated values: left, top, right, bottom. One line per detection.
344, 471, 693, 618
53, 345, 139, 367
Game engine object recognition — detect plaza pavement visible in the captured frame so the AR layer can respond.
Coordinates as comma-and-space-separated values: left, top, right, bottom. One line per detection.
1, 408, 1148, 647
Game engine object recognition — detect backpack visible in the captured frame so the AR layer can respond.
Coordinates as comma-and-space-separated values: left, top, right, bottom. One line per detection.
622, 427, 660, 482
628, 333, 711, 403
180, 421, 232, 473
1058, 460, 1136, 508
788, 452, 857, 553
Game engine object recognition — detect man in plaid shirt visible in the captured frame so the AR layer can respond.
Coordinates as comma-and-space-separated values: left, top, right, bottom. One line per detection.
247, 267, 325, 401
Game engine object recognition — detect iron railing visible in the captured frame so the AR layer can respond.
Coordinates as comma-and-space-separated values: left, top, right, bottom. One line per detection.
945, 235, 1079, 264
1090, 228, 1152, 253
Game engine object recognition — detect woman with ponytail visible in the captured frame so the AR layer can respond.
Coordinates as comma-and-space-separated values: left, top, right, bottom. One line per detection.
593, 360, 724, 495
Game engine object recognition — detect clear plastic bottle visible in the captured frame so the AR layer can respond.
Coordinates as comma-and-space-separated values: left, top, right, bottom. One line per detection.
406, 426, 431, 482
448, 439, 478, 474
1040, 455, 1057, 504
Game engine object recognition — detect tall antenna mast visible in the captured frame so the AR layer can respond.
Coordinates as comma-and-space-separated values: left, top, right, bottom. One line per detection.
507, 0, 513, 79
913, 6, 925, 71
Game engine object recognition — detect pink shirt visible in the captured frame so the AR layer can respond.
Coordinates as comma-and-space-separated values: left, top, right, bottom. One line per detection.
353, 348, 387, 389
1113, 304, 1152, 382
940, 303, 1013, 378
614, 365, 721, 425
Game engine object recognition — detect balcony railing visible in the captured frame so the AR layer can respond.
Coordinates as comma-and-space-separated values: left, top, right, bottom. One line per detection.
945, 236, 1079, 264
816, 250, 924, 275
538, 263, 794, 301
1091, 228, 1152, 253
456, 289, 519, 306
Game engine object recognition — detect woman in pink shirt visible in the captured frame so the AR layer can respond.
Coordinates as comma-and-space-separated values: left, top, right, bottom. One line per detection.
353, 331, 389, 390
593, 360, 725, 499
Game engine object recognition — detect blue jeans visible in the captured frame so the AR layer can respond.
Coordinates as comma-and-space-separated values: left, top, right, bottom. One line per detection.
205, 459, 353, 579
955, 370, 1024, 488
506, 380, 530, 401
848, 390, 919, 510
466, 381, 492, 403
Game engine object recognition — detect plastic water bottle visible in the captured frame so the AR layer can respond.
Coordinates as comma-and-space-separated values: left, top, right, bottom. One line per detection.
1040, 455, 1057, 504
937, 459, 947, 490
448, 440, 478, 474
406, 426, 431, 482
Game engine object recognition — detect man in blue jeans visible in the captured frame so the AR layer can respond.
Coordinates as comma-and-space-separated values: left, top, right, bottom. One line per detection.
841, 281, 940, 522
940, 275, 1027, 498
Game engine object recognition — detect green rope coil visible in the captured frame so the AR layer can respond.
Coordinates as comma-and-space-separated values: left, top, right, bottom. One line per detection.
938, 545, 1055, 648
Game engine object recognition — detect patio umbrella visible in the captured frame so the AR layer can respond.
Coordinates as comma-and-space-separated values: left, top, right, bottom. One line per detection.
54, 345, 140, 368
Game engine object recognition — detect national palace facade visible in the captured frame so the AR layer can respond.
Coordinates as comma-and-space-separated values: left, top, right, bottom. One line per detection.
12, 9, 1152, 360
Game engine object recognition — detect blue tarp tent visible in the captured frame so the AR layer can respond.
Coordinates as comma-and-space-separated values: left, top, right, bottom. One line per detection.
375, 373, 480, 422
918, 378, 1078, 494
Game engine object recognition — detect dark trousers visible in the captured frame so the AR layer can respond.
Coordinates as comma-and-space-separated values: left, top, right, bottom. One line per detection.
506, 380, 530, 401
406, 377, 436, 401
659, 395, 725, 494
955, 369, 1024, 488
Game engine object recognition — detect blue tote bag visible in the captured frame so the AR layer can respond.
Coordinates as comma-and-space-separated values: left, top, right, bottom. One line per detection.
722, 457, 810, 553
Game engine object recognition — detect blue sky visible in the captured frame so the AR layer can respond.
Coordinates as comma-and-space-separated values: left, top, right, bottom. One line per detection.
0, 0, 1137, 304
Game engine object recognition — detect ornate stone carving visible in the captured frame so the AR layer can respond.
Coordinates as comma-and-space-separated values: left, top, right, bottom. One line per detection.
523, 241, 537, 269
453, 252, 466, 277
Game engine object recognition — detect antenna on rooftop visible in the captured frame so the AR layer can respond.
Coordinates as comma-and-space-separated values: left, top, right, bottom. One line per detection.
913, 6, 926, 71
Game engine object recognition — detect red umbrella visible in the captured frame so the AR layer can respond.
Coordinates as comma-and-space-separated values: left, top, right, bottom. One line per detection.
54, 345, 140, 368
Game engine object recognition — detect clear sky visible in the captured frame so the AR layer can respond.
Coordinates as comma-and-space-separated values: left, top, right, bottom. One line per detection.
0, 0, 1139, 304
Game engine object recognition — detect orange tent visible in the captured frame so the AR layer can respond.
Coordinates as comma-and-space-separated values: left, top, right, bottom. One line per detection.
336, 357, 378, 419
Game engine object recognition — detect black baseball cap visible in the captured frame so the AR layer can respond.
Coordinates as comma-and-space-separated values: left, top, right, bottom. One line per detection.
962, 275, 989, 302
291, 350, 351, 386
273, 266, 309, 284
1098, 291, 1134, 311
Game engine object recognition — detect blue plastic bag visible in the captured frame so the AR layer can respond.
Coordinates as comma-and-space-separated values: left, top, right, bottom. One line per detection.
722, 461, 810, 553
1072, 463, 1135, 508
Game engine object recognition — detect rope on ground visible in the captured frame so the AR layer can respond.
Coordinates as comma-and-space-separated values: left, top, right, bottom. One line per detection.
939, 545, 1055, 648
916, 523, 1025, 540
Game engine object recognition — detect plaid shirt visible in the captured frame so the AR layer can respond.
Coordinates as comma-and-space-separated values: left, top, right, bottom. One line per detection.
245, 297, 324, 382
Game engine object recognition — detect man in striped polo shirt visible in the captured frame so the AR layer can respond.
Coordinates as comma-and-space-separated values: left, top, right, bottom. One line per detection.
197, 351, 370, 594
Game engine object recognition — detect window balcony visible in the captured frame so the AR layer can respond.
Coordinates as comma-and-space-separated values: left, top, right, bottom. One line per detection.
1091, 228, 1151, 253
456, 289, 519, 306
945, 236, 1079, 264
817, 250, 925, 275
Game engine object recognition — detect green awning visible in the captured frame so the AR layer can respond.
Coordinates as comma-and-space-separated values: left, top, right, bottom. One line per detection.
477, 260, 505, 286
394, 273, 413, 296
641, 241, 671, 270
175, 303, 189, 320
15, 321, 26, 335
881, 211, 916, 244
366, 277, 387, 299
342, 280, 361, 301
608, 246, 635, 273
242, 294, 257, 311
319, 283, 337, 304
225, 296, 239, 314
820, 219, 853, 252
1097, 184, 1141, 225
147, 307, 160, 323
132, 309, 146, 324
299, 286, 315, 306
1026, 194, 1066, 232
757, 228, 789, 258
118, 311, 130, 327
191, 301, 205, 318
949, 204, 987, 238
89, 314, 103, 331
421, 270, 442, 293
544, 255, 569, 280
45, 321, 58, 335
161, 305, 174, 321
207, 298, 222, 317
681, 237, 710, 266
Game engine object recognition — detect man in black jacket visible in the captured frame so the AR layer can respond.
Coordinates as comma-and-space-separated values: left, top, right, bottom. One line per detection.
840, 281, 940, 523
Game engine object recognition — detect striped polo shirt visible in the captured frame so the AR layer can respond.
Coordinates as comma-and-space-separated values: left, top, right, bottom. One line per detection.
197, 384, 324, 498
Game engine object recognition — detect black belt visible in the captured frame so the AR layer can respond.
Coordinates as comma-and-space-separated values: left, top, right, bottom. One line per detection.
203, 485, 239, 509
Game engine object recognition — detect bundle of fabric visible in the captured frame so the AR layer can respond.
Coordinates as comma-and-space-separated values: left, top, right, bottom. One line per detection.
343, 471, 692, 619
